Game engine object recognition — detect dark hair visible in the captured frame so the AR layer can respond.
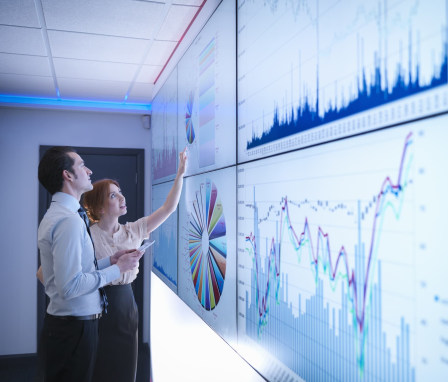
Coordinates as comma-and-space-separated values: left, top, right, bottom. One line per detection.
83, 179, 120, 222
38, 146, 76, 195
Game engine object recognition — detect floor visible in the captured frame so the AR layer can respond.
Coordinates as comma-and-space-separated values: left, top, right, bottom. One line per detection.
0, 344, 152, 382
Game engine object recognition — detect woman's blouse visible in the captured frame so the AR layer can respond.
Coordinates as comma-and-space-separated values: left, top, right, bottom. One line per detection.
90, 217, 148, 285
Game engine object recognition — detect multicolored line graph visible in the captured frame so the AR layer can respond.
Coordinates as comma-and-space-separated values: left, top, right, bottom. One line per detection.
247, 132, 413, 344
237, 127, 422, 380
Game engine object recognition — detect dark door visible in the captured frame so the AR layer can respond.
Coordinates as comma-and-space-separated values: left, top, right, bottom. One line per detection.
37, 146, 145, 345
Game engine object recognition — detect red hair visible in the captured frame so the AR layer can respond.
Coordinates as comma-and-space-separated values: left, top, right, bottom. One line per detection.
82, 179, 120, 223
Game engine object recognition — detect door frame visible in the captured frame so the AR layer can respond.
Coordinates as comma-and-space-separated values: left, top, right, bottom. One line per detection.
37, 146, 145, 345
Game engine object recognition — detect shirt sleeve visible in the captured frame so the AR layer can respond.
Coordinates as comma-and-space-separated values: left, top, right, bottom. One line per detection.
51, 216, 118, 299
125, 217, 149, 243
98, 257, 120, 281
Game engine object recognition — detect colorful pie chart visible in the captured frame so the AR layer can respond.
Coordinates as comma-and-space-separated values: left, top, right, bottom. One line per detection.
188, 179, 227, 310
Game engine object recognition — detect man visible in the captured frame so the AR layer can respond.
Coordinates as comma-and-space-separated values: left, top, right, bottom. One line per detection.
37, 146, 143, 382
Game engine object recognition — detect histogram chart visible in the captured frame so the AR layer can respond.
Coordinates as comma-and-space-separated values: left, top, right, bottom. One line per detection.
178, 167, 237, 344
198, 37, 216, 168
237, 116, 448, 381
151, 181, 178, 292
177, 0, 236, 176
237, 0, 448, 162
152, 67, 178, 184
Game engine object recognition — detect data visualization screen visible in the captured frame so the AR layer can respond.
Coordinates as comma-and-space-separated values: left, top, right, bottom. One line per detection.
178, 167, 237, 344
237, 0, 448, 162
152, 67, 178, 184
237, 114, 448, 381
148, 0, 448, 380
178, 0, 236, 176
151, 181, 178, 292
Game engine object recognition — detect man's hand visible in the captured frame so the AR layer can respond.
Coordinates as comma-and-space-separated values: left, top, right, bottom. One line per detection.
115, 250, 143, 273
110, 249, 135, 265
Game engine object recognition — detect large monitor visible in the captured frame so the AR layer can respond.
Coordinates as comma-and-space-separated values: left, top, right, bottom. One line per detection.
237, 114, 448, 381
148, 0, 448, 380
177, 0, 236, 176
178, 166, 237, 345
237, 0, 448, 163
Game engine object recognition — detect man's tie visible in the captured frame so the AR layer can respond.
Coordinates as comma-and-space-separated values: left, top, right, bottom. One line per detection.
78, 206, 109, 313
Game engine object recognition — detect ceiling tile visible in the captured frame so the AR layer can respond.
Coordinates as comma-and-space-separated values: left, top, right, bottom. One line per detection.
0, 53, 52, 76
42, 0, 165, 39
156, 4, 198, 41
58, 77, 130, 102
126, 81, 154, 103
0, 25, 47, 56
173, 0, 204, 5
48, 30, 149, 64
0, 0, 40, 28
144, 40, 177, 66
136, 65, 162, 83
53, 58, 139, 82
0, 73, 56, 97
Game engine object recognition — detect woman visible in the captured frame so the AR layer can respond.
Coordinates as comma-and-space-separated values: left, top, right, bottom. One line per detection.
82, 149, 187, 382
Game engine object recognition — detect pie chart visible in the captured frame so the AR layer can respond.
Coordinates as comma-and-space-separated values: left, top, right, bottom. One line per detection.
188, 179, 227, 310
185, 91, 195, 144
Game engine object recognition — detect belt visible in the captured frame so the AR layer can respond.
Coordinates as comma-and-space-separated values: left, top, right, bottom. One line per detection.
47, 313, 102, 320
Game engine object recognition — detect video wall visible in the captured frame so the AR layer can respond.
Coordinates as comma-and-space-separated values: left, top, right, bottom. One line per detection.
150, 0, 448, 380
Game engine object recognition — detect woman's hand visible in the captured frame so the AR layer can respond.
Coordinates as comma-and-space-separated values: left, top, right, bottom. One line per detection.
110, 249, 136, 265
177, 147, 187, 177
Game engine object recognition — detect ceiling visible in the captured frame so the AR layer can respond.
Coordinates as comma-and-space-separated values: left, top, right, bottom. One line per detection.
0, 0, 213, 112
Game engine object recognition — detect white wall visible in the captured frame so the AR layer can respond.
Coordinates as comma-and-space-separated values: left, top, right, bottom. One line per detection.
0, 106, 152, 355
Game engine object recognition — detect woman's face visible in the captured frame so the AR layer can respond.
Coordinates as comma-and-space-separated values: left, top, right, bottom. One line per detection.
103, 183, 127, 218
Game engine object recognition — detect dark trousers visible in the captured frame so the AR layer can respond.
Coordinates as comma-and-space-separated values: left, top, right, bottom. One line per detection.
41, 314, 99, 382
92, 284, 138, 382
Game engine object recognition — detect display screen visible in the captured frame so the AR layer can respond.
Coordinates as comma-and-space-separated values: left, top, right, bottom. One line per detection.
151, 67, 178, 184
237, 0, 448, 163
148, 0, 448, 379
151, 181, 178, 292
177, 0, 236, 176
178, 166, 237, 344
237, 115, 448, 381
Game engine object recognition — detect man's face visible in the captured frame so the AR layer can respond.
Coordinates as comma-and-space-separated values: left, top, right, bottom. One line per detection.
67, 152, 93, 194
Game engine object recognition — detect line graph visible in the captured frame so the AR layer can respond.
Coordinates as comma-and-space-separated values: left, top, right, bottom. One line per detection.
237, 115, 448, 381
237, 0, 448, 162
249, 136, 412, 374
248, 131, 411, 338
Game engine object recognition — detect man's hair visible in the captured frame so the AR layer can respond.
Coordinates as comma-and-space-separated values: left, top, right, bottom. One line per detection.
38, 146, 77, 195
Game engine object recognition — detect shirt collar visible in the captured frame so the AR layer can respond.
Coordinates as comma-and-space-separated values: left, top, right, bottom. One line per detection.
52, 192, 81, 213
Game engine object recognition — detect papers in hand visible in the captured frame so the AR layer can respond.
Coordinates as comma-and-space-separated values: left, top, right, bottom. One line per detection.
138, 240, 155, 252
